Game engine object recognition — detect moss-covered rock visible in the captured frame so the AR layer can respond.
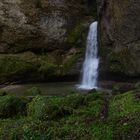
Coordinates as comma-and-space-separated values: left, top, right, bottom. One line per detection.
62, 50, 84, 75
67, 22, 84, 44
0, 0, 97, 83
25, 87, 42, 96
0, 0, 96, 53
38, 55, 58, 77
0, 51, 83, 83
108, 48, 138, 76
97, 0, 140, 79
0, 52, 39, 83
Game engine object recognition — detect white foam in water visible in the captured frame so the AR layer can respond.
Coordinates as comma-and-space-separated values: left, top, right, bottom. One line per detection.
78, 21, 99, 90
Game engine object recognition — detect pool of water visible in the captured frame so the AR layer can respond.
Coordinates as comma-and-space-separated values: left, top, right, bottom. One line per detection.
1, 82, 79, 96
1, 81, 135, 97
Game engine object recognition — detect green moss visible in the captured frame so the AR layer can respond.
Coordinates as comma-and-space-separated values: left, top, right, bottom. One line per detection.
99, 45, 112, 58
62, 52, 83, 75
0, 52, 39, 80
39, 54, 55, 64
67, 23, 83, 44
25, 87, 42, 96
0, 52, 58, 83
0, 50, 83, 81
0, 95, 29, 118
108, 48, 137, 75
38, 54, 59, 77
40, 52, 82, 77
39, 62, 58, 76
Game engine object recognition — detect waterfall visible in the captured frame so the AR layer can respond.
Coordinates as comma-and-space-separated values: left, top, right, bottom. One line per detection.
78, 21, 99, 90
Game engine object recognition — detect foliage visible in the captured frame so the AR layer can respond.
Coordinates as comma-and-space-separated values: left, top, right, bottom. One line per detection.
62, 52, 83, 74
0, 91, 139, 139
108, 48, 137, 76
0, 89, 7, 96
25, 87, 42, 96
28, 96, 73, 120
67, 23, 83, 44
0, 54, 38, 77
0, 95, 29, 118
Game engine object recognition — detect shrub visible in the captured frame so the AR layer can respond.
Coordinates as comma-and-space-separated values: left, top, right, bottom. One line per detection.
28, 96, 73, 120
25, 87, 41, 96
0, 95, 29, 118
0, 89, 7, 96
63, 94, 85, 109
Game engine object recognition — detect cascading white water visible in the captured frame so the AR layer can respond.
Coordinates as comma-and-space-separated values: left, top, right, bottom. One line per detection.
78, 21, 99, 90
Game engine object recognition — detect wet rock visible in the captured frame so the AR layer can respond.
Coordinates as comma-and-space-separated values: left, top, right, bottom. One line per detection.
97, 0, 140, 79
88, 88, 97, 93
0, 0, 97, 82
0, 0, 96, 53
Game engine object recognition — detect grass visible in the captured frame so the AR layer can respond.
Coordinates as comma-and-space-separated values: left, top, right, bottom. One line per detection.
0, 95, 29, 118
0, 90, 139, 139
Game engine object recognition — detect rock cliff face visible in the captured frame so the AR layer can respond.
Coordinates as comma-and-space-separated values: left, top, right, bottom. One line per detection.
0, 0, 97, 83
0, 0, 96, 53
97, 0, 140, 80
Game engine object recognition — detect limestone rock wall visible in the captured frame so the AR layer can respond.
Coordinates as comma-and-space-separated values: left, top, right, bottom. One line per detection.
97, 0, 140, 80
0, 0, 97, 83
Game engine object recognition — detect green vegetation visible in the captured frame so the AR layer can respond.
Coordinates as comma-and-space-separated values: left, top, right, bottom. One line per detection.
62, 52, 83, 75
24, 87, 42, 96
108, 48, 138, 76
38, 54, 58, 77
0, 54, 38, 77
0, 52, 39, 83
0, 90, 139, 140
0, 51, 83, 83
67, 23, 84, 44
0, 95, 29, 118
0, 89, 7, 96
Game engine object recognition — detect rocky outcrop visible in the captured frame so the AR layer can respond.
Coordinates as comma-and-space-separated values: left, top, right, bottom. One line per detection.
97, 0, 140, 80
0, 0, 97, 83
